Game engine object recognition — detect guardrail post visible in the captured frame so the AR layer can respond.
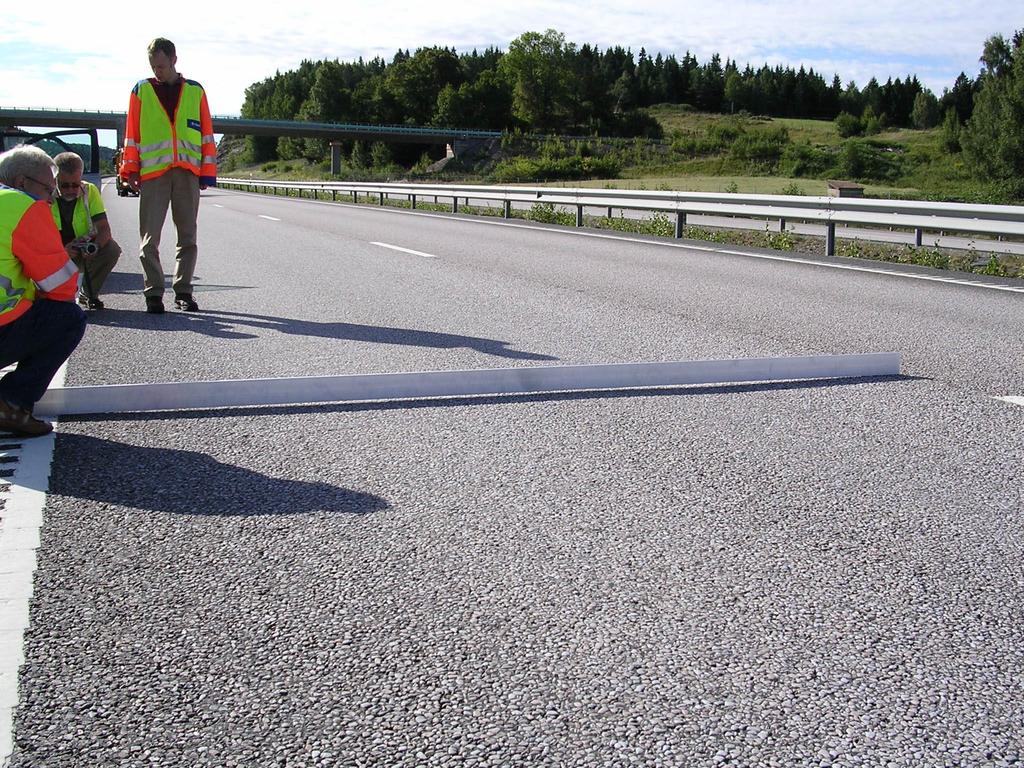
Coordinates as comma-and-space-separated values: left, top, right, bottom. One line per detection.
607, 206, 613, 218
504, 200, 511, 219
379, 192, 384, 206
826, 222, 836, 256
914, 228, 923, 247
453, 197, 459, 214
411, 194, 417, 210
332, 190, 336, 201
352, 191, 357, 204
779, 217, 786, 233
576, 205, 583, 227
675, 212, 686, 238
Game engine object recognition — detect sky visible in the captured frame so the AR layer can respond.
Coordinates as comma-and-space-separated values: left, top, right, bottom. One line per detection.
1, 0, 1017, 119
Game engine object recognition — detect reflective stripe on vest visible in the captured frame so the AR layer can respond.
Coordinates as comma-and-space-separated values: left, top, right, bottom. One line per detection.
0, 188, 40, 315
136, 80, 206, 179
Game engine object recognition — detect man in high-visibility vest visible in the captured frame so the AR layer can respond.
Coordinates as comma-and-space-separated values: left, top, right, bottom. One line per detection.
120, 37, 216, 314
0, 146, 87, 437
51, 152, 122, 310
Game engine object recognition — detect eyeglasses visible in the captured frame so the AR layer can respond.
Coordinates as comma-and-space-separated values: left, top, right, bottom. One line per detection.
24, 175, 57, 198
58, 181, 82, 190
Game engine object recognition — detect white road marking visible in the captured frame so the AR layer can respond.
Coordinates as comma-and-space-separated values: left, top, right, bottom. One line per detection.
996, 396, 1024, 407
35, 353, 900, 416
280, 196, 1024, 295
370, 241, 439, 259
0, 363, 66, 765
212, 204, 224, 208
258, 215, 280, 221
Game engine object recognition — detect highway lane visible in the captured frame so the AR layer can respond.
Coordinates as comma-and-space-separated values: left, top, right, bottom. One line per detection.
5, 184, 1023, 767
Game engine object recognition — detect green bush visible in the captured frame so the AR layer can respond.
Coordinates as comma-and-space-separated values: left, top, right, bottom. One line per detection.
834, 111, 863, 138
729, 126, 791, 166
779, 143, 833, 177
835, 140, 901, 181
492, 155, 620, 183
528, 203, 576, 226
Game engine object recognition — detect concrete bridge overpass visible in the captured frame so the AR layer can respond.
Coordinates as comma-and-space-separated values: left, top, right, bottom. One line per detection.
0, 106, 501, 167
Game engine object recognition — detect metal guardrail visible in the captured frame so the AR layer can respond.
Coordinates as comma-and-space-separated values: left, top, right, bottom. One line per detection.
219, 178, 1024, 256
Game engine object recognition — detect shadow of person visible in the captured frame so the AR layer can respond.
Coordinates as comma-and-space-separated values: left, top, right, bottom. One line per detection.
85, 308, 558, 360
48, 433, 388, 517
208, 311, 558, 361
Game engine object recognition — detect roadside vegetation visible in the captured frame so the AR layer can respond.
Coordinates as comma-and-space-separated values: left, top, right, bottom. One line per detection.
218, 27, 1024, 278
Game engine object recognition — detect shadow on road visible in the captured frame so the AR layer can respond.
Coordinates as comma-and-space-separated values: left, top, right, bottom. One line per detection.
85, 307, 558, 361
49, 433, 389, 517
92, 271, 255, 297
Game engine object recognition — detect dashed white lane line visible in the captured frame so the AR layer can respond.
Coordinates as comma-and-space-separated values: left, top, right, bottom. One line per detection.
0, 364, 66, 765
370, 241, 439, 259
273, 195, 1024, 295
996, 396, 1024, 407
258, 215, 281, 221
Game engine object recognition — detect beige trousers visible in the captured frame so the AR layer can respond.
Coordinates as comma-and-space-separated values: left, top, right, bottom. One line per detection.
138, 167, 200, 297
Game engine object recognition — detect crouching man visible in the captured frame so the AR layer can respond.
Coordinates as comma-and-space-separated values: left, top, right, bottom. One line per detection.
52, 151, 122, 310
0, 146, 86, 436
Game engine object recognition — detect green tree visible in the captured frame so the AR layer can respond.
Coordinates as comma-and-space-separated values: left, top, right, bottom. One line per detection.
911, 90, 940, 129
962, 31, 1024, 187
497, 30, 575, 132
834, 110, 862, 137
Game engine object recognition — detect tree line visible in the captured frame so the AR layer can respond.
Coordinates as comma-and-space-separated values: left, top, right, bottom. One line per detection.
240, 28, 1018, 189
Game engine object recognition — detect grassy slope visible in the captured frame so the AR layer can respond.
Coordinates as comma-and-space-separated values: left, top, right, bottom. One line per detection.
603, 106, 972, 201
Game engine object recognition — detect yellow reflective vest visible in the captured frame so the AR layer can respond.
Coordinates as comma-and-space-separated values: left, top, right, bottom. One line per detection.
121, 77, 217, 185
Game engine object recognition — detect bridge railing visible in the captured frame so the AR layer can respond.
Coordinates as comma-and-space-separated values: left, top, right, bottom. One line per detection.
218, 178, 1024, 256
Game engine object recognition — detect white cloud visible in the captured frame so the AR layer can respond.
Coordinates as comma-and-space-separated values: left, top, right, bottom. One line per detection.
1, 0, 1016, 113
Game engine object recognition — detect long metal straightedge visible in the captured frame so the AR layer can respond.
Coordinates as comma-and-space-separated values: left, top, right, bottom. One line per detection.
34, 353, 901, 417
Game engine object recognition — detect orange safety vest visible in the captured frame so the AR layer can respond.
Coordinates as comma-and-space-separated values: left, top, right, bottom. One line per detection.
121, 77, 217, 185
0, 186, 79, 325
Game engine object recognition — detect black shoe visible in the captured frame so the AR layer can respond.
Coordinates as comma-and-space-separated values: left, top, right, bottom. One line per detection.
77, 293, 104, 310
174, 293, 199, 312
0, 399, 53, 437
145, 296, 165, 314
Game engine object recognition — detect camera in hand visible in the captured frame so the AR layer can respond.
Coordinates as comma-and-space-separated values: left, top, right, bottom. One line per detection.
72, 239, 98, 257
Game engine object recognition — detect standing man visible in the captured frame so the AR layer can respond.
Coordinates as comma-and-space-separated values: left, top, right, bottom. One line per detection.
51, 152, 122, 310
0, 146, 86, 436
120, 37, 216, 314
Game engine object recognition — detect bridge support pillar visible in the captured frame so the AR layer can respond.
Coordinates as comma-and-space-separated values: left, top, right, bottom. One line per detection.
330, 141, 344, 175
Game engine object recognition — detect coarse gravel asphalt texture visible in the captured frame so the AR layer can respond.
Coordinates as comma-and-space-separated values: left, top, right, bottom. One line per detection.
6, 186, 1023, 768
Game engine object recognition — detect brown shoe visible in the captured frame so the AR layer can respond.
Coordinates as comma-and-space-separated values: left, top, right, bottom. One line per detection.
0, 399, 53, 437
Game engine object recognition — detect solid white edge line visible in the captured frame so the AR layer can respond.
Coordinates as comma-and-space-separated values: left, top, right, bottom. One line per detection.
370, 241, 439, 259
0, 362, 66, 765
33, 353, 901, 417
996, 396, 1024, 407
284, 194, 1024, 295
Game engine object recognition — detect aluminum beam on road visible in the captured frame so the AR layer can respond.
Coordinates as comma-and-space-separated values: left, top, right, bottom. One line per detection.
35, 353, 901, 417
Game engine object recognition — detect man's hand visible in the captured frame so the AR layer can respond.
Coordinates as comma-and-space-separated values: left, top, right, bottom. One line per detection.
127, 172, 141, 192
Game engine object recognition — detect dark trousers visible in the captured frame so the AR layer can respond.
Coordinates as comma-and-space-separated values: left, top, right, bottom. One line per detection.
0, 299, 87, 411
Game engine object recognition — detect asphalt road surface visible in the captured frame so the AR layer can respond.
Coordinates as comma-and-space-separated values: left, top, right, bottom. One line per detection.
4, 184, 1023, 767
